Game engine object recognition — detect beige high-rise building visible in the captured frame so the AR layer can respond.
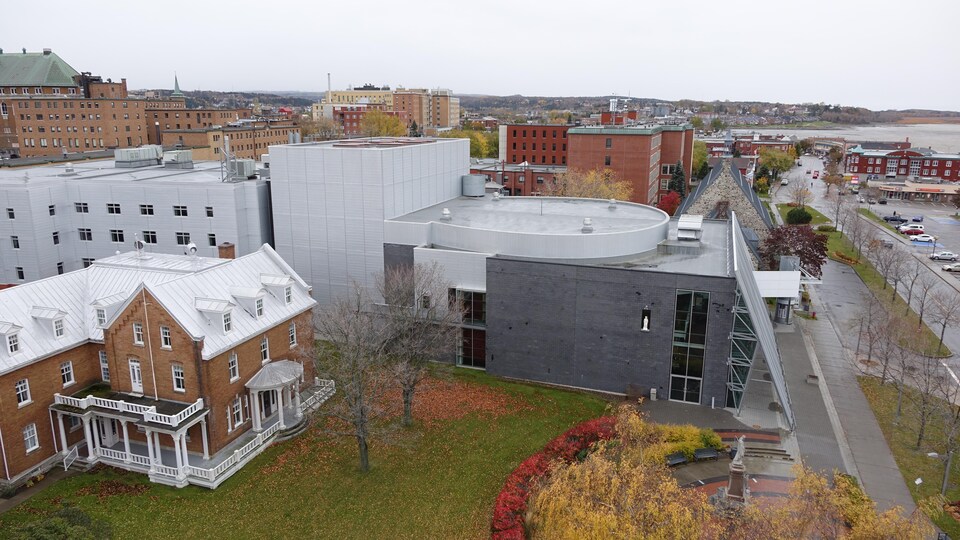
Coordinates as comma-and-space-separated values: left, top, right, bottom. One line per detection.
391, 88, 459, 132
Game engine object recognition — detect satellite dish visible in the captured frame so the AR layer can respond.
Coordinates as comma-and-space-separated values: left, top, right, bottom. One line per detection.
134, 239, 145, 251
185, 242, 198, 256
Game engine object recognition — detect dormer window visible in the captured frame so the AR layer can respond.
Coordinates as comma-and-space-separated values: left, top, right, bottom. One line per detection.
7, 333, 19, 354
255, 298, 264, 318
92, 292, 126, 329
53, 318, 64, 338
96, 309, 106, 326
284, 286, 292, 304
223, 312, 232, 333
195, 298, 236, 334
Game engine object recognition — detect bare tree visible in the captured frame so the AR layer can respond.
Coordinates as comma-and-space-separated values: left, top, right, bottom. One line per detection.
893, 340, 917, 423
900, 260, 925, 315
864, 304, 901, 385
937, 371, 960, 494
789, 182, 812, 207
313, 285, 393, 472
930, 291, 960, 356
915, 272, 939, 330
910, 353, 947, 448
378, 262, 463, 427
866, 240, 901, 291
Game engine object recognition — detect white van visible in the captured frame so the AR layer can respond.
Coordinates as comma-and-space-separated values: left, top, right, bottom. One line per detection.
898, 223, 924, 233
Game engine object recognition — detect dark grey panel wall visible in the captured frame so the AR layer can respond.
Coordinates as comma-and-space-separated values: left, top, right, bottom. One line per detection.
486, 257, 737, 406
383, 243, 415, 274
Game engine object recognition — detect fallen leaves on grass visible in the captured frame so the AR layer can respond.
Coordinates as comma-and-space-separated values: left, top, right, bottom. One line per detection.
75, 480, 149, 501
384, 377, 534, 428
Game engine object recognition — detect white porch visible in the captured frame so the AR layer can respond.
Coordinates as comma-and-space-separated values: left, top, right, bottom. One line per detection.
57, 381, 335, 489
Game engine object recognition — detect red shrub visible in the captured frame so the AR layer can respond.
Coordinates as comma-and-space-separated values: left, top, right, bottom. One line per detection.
490, 416, 616, 539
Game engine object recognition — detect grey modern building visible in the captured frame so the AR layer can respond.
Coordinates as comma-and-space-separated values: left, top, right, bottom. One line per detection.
267, 139, 796, 426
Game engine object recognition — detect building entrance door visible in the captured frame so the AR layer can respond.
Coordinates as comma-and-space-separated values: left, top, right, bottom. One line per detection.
98, 418, 118, 448
261, 390, 277, 418
129, 359, 143, 394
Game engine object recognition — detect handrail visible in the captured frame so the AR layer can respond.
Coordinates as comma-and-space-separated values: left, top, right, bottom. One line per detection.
54, 393, 204, 427
63, 445, 79, 471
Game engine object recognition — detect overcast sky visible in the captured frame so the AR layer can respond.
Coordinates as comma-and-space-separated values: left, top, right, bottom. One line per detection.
3, 0, 958, 111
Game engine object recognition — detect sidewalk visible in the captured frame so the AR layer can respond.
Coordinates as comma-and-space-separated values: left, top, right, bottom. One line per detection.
0, 466, 79, 515
803, 263, 917, 513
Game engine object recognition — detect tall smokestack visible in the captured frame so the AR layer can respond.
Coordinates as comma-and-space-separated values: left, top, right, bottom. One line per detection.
327, 73, 331, 103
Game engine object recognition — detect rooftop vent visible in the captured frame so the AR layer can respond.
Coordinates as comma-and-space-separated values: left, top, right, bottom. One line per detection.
608, 199, 617, 210
581, 218, 594, 234
676, 214, 703, 241
42, 48, 52, 56
163, 149, 194, 169
492, 192, 501, 202
441, 208, 452, 221
115, 145, 163, 168
59, 162, 77, 177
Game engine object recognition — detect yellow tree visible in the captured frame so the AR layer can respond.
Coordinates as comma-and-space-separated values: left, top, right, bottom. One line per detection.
540, 168, 633, 200
359, 110, 406, 137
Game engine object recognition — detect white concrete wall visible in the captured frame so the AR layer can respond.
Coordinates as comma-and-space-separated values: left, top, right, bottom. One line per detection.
414, 246, 489, 292
269, 139, 470, 304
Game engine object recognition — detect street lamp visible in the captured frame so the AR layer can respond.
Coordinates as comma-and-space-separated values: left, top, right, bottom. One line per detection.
928, 451, 954, 496
933, 236, 939, 256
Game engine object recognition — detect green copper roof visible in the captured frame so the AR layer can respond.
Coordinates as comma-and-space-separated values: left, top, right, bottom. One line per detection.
0, 50, 79, 87
172, 74, 184, 97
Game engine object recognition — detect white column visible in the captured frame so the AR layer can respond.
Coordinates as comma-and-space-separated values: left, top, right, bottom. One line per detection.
284, 385, 292, 408
173, 433, 184, 474
57, 413, 69, 456
145, 429, 156, 472
153, 431, 162, 465
180, 432, 190, 469
294, 387, 303, 419
121, 420, 131, 463
82, 416, 95, 461
252, 390, 262, 432
200, 419, 210, 460
91, 418, 102, 452
276, 389, 286, 429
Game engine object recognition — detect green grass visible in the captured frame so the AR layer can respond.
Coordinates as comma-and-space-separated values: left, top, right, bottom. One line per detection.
776, 203, 830, 225
859, 207, 900, 232
859, 376, 960, 537
821, 231, 949, 357
0, 370, 609, 540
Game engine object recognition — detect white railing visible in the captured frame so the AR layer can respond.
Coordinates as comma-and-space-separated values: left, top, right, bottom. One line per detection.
187, 466, 211, 481
153, 464, 180, 478
54, 393, 203, 427
300, 380, 336, 413
63, 445, 79, 471
130, 454, 151, 467
96, 447, 127, 462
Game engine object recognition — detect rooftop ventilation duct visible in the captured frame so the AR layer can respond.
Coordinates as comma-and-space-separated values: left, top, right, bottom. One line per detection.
115, 145, 163, 168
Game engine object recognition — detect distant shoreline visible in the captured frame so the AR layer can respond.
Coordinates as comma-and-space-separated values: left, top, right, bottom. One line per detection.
732, 119, 960, 130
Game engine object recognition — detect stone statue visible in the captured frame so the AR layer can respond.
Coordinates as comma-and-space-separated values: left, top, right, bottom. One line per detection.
641, 315, 650, 332
733, 435, 745, 466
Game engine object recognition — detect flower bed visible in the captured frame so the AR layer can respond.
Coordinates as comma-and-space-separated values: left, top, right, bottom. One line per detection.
490, 416, 616, 539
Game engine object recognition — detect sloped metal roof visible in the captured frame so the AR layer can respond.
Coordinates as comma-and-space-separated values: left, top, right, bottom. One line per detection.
0, 245, 315, 376
0, 50, 79, 87
245, 360, 303, 390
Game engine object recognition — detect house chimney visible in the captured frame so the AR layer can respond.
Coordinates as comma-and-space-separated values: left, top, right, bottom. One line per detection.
217, 242, 236, 259
42, 48, 52, 56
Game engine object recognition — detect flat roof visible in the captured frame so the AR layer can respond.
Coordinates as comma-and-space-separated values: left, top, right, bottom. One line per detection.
0, 159, 259, 186
389, 195, 667, 235
278, 137, 453, 150
568, 124, 692, 135
602, 219, 732, 277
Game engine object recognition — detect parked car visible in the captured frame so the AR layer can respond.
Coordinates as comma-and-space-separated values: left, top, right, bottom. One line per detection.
884, 215, 908, 224
943, 263, 960, 272
912, 234, 935, 243
912, 215, 924, 222
898, 223, 924, 233
806, 170, 812, 174
867, 198, 878, 204
780, 179, 789, 186
878, 198, 888, 204
904, 228, 926, 236
813, 171, 820, 179
857, 196, 865, 203
930, 251, 958, 261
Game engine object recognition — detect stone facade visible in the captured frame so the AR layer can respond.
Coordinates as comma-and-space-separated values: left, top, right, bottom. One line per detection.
684, 161, 770, 241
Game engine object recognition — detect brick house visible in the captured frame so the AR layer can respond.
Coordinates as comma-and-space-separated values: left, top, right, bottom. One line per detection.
0, 244, 333, 490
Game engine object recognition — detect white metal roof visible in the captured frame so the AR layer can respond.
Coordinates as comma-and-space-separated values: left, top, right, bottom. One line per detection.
0, 244, 315, 376
30, 306, 66, 320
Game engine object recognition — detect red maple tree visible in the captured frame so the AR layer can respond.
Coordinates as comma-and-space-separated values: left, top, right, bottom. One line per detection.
657, 191, 682, 216
759, 225, 828, 277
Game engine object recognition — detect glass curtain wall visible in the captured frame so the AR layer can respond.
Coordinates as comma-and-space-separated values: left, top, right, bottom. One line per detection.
671, 290, 709, 403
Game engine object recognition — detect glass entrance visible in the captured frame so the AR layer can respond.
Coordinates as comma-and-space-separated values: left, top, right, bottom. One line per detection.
669, 290, 709, 404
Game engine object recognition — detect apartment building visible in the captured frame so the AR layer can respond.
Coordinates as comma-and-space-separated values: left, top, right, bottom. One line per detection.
0, 245, 332, 490
499, 124, 573, 165
0, 150, 272, 284
162, 121, 299, 160
144, 107, 252, 145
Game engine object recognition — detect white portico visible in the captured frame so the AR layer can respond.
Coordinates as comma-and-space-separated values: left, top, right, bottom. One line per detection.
245, 360, 304, 431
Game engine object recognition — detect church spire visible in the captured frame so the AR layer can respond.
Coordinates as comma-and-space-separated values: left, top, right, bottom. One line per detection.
172, 73, 184, 98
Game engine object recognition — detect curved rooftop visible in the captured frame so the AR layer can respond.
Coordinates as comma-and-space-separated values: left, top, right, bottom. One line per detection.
385, 195, 670, 260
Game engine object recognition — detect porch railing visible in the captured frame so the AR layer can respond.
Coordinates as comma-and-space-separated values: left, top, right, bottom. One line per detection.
300, 380, 336, 413
96, 447, 127, 462
53, 393, 204, 427
63, 445, 79, 471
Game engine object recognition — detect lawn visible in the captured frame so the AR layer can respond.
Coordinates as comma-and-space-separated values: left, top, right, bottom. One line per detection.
0, 370, 609, 540
821, 230, 949, 357
859, 207, 900, 232
776, 203, 830, 225
859, 376, 960, 537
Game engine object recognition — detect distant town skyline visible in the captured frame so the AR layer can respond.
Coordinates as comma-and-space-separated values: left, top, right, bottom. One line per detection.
3, 0, 958, 112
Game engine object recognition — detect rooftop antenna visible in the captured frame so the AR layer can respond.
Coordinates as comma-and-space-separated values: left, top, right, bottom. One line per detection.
133, 234, 145, 258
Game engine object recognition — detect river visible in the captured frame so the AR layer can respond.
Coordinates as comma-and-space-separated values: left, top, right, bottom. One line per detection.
733, 124, 960, 153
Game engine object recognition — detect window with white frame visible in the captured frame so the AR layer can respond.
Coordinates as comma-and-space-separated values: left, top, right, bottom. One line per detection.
172, 364, 185, 392
15, 378, 31, 405
160, 326, 172, 348
232, 395, 243, 426
228, 352, 239, 381
284, 286, 292, 304
53, 318, 64, 338
96, 308, 106, 326
260, 336, 270, 363
173, 205, 188, 217
133, 322, 144, 345
69, 416, 81, 431
7, 333, 20, 354
255, 298, 264, 318
99, 351, 110, 381
289, 322, 297, 347
60, 361, 75, 386
23, 423, 39, 452
223, 312, 232, 333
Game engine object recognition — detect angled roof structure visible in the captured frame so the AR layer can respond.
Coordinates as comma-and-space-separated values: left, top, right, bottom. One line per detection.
676, 159, 774, 231
0, 49, 79, 87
